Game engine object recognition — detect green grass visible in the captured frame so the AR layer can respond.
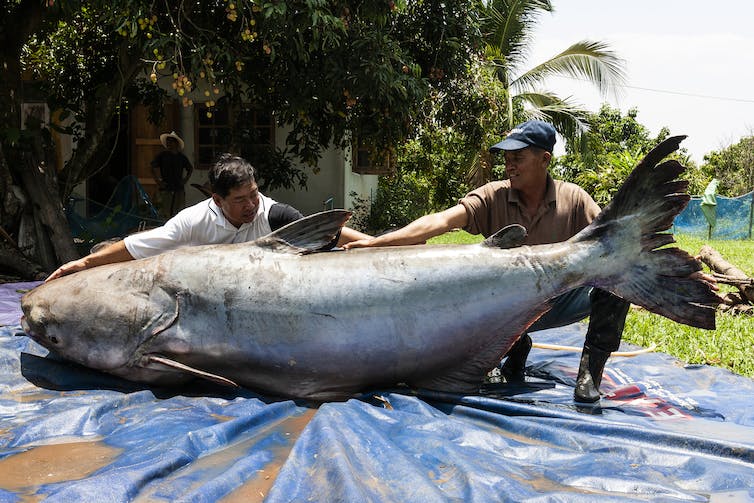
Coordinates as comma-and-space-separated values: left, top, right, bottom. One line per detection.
427, 229, 484, 245
429, 231, 754, 378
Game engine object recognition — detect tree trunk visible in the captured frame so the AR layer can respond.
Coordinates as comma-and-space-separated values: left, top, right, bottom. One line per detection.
2, 5, 144, 276
0, 239, 48, 280
17, 139, 80, 267
699, 245, 754, 303
0, 1, 75, 276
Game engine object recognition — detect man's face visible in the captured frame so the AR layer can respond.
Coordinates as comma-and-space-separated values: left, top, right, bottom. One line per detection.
213, 181, 260, 228
502, 147, 550, 192
166, 138, 180, 151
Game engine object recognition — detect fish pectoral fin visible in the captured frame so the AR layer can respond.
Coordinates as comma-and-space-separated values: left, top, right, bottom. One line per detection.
481, 224, 527, 249
144, 354, 240, 388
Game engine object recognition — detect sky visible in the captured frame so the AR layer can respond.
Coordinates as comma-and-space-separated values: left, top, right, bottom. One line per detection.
527, 1, 754, 163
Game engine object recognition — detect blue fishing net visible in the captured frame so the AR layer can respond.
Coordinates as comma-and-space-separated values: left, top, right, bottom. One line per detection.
65, 176, 164, 254
673, 190, 754, 240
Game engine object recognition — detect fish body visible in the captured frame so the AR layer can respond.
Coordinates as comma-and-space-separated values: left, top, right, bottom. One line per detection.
20, 137, 720, 400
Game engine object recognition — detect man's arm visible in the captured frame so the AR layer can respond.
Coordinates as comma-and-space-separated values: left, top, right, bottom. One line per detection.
182, 156, 194, 185
343, 204, 469, 249
150, 153, 165, 189
46, 240, 135, 282
337, 227, 372, 246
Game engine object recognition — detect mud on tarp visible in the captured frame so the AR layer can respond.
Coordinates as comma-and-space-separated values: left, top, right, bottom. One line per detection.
2, 283, 754, 502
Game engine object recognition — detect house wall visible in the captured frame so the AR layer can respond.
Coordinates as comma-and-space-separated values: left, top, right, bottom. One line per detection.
265, 125, 378, 217
180, 106, 207, 207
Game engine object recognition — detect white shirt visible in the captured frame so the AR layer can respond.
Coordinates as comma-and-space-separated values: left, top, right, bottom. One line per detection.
124, 193, 277, 259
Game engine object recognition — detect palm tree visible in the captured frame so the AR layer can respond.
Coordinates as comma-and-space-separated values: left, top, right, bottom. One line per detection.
482, 0, 626, 143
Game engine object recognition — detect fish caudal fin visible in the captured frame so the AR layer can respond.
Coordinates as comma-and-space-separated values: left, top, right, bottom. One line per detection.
574, 135, 721, 329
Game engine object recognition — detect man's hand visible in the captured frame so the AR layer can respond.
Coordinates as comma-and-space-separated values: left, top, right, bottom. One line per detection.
45, 240, 134, 282
691, 270, 719, 291
46, 259, 88, 282
691, 255, 719, 291
343, 238, 377, 250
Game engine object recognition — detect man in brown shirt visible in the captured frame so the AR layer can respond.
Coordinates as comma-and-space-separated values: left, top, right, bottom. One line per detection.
345, 120, 630, 403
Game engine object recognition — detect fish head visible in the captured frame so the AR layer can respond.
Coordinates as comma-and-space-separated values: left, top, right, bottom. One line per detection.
20, 268, 160, 372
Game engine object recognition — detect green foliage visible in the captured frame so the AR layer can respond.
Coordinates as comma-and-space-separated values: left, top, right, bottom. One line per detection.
702, 135, 754, 197
14, 0, 485, 186
552, 105, 711, 205
22, 8, 125, 112
355, 55, 514, 233
359, 125, 478, 233
358, 168, 434, 233
569, 149, 644, 207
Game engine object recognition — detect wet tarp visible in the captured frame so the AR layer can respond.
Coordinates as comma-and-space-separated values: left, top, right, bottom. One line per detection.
2, 282, 754, 502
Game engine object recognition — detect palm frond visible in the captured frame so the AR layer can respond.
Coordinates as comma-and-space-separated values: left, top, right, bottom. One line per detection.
482, 0, 553, 72
514, 91, 591, 142
512, 40, 626, 99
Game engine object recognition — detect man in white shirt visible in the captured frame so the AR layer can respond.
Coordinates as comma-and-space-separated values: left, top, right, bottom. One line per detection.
47, 154, 369, 281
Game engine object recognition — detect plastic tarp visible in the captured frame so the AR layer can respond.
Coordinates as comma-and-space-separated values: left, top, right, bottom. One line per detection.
2, 282, 754, 502
700, 179, 719, 229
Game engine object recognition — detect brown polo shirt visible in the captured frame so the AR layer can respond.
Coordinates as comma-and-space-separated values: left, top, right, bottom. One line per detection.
459, 174, 601, 245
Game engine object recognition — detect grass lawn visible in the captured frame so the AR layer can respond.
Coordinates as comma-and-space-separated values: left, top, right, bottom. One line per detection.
428, 230, 754, 378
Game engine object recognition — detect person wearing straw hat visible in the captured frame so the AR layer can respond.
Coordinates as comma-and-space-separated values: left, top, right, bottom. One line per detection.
151, 131, 194, 218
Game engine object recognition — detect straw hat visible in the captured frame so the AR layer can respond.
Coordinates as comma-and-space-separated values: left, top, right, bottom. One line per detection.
159, 131, 185, 150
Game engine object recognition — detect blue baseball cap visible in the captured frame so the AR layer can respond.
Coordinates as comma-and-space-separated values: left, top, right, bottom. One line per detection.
489, 120, 557, 153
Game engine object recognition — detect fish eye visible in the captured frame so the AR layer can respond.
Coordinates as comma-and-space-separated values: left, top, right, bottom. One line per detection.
49, 335, 59, 345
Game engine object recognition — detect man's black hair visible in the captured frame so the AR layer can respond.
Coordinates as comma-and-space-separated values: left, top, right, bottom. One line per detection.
208, 154, 256, 198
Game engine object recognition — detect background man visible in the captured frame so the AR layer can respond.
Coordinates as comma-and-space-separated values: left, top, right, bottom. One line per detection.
151, 131, 194, 218
48, 154, 370, 281
345, 120, 630, 403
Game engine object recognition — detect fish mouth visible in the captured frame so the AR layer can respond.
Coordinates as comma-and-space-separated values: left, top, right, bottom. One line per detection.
18, 315, 44, 345
19, 316, 32, 337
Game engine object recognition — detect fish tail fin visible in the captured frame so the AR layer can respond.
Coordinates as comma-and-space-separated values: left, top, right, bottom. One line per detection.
574, 135, 720, 329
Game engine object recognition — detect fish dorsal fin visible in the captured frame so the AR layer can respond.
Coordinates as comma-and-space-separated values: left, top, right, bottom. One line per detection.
254, 209, 352, 254
145, 354, 240, 388
480, 224, 527, 249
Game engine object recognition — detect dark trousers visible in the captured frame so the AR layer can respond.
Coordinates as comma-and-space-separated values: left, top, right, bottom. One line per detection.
158, 188, 186, 219
528, 287, 628, 352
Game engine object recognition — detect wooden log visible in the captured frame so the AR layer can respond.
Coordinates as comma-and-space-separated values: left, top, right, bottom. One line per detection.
699, 245, 754, 303
720, 292, 745, 306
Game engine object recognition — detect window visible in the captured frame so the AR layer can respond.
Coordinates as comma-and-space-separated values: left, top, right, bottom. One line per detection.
195, 102, 274, 169
352, 142, 395, 175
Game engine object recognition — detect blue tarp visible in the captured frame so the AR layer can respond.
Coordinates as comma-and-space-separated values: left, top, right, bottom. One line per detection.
2, 282, 754, 501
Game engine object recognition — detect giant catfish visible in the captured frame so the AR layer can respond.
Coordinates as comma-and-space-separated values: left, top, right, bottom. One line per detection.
20, 136, 720, 400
